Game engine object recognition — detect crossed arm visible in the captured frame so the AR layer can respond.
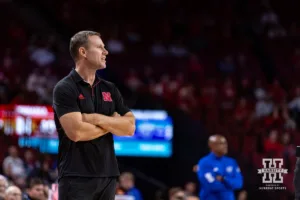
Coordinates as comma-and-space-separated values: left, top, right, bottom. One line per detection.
59, 111, 135, 142
82, 112, 135, 136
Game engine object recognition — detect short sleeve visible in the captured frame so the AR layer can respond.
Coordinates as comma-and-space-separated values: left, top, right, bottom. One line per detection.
114, 85, 130, 116
53, 82, 80, 118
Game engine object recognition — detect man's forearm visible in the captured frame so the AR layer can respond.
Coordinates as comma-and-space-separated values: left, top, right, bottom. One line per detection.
83, 113, 135, 136
75, 121, 109, 141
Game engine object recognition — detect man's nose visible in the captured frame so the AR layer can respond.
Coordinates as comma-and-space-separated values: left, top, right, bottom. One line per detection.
104, 49, 109, 56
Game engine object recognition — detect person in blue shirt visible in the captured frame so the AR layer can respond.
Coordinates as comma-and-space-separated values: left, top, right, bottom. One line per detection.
119, 172, 143, 200
196, 135, 243, 200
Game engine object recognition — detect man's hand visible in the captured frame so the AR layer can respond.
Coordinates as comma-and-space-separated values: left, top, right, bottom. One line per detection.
216, 175, 224, 182
82, 113, 109, 134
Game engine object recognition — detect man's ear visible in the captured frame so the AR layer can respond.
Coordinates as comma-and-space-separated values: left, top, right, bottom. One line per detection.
79, 47, 87, 58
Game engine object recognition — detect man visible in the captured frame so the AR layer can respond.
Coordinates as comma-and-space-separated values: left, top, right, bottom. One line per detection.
196, 135, 243, 200
4, 186, 22, 200
23, 178, 45, 200
0, 175, 8, 200
119, 172, 143, 200
2, 146, 25, 181
53, 30, 135, 200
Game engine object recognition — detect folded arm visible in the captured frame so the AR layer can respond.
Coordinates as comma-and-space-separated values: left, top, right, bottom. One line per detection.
83, 112, 135, 136
59, 112, 109, 142
223, 161, 243, 190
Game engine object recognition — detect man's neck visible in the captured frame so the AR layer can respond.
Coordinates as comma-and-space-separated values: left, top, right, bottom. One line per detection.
75, 63, 96, 86
211, 152, 223, 158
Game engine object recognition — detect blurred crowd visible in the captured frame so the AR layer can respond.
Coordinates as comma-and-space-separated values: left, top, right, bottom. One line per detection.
1, 0, 300, 199
0, 145, 202, 200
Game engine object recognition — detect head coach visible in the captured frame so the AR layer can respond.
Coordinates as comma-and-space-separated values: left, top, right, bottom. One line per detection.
52, 30, 136, 200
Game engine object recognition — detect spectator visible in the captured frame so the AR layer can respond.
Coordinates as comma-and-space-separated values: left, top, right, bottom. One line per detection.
168, 187, 185, 200
142, 65, 154, 85
2, 146, 26, 182
234, 98, 250, 123
150, 82, 164, 97
30, 46, 55, 67
0, 175, 8, 200
264, 130, 283, 157
23, 178, 45, 200
188, 54, 203, 76
220, 78, 236, 111
177, 84, 197, 114
119, 172, 143, 200
263, 107, 284, 129
23, 150, 38, 177
289, 86, 300, 112
125, 69, 143, 92
254, 80, 267, 101
201, 79, 218, 107
281, 132, 295, 159
269, 79, 286, 105
2, 48, 12, 70
238, 78, 253, 100
27, 160, 54, 185
26, 69, 41, 93
237, 190, 248, 200
282, 109, 296, 130
4, 186, 22, 200
168, 73, 184, 95
255, 96, 274, 118
107, 34, 125, 54
183, 182, 197, 196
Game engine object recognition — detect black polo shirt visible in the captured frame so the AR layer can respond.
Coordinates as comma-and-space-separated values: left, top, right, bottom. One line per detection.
53, 69, 130, 179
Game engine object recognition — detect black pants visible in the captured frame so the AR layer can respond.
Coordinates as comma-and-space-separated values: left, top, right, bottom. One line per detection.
58, 177, 117, 200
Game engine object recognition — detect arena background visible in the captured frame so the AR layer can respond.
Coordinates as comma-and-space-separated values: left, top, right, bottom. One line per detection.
0, 0, 299, 199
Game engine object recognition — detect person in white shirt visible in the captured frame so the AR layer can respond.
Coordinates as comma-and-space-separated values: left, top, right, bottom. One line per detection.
2, 146, 26, 181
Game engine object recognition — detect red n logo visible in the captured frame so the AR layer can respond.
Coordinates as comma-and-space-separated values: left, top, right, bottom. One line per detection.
102, 92, 112, 102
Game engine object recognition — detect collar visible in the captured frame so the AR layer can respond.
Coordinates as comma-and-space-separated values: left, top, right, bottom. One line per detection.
70, 68, 101, 83
209, 152, 223, 160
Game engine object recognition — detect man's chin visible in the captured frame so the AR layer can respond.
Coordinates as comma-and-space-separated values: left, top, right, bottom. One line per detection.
98, 64, 106, 70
